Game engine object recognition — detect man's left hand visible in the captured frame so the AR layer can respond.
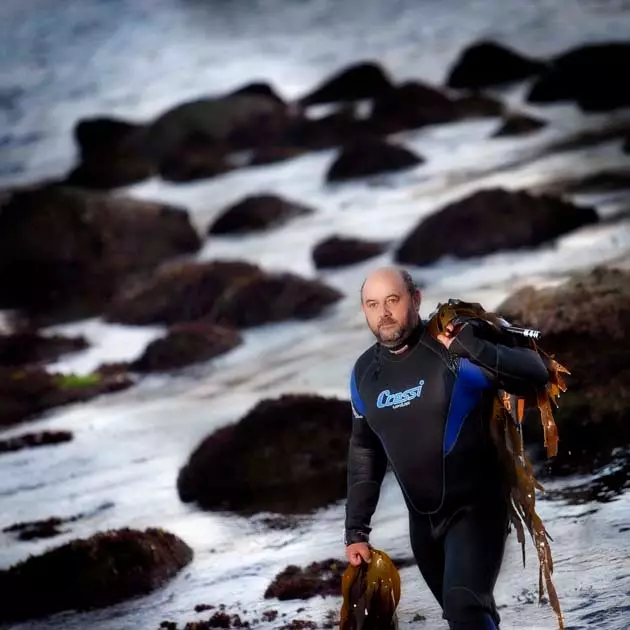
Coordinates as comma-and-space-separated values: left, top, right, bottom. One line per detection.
436, 322, 457, 349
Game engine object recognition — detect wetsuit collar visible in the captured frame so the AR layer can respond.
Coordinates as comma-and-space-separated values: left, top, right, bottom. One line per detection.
382, 319, 424, 355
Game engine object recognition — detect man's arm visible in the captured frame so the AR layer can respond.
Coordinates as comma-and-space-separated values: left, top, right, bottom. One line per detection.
448, 321, 549, 397
344, 367, 388, 546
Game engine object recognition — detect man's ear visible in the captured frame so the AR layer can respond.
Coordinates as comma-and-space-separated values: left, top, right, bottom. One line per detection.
413, 288, 422, 308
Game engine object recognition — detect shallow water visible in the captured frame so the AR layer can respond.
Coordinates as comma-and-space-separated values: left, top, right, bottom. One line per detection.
1, 0, 630, 629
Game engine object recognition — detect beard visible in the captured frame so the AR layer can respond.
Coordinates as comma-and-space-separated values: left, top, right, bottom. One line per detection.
370, 309, 418, 348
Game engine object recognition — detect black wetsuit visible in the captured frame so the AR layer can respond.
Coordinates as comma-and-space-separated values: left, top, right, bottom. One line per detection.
344, 320, 549, 630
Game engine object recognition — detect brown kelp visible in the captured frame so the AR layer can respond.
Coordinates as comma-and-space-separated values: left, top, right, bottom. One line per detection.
339, 549, 401, 630
427, 299, 569, 630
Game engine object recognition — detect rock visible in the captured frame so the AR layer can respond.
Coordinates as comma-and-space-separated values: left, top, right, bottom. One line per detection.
532, 169, 630, 196
312, 235, 389, 269
326, 137, 424, 182
453, 93, 505, 118
0, 331, 88, 367
292, 106, 374, 150
491, 113, 547, 137
0, 527, 193, 624
265, 556, 416, 600
0, 185, 202, 325
207, 194, 314, 235
147, 93, 292, 162
624, 135, 630, 153
446, 40, 548, 89
394, 188, 599, 266
130, 322, 242, 373
106, 260, 261, 326
65, 117, 154, 189
0, 367, 134, 429
106, 260, 343, 328
526, 43, 630, 111
298, 61, 393, 107
207, 273, 344, 329
229, 82, 287, 107
158, 133, 233, 183
368, 81, 460, 134
176, 394, 353, 514
0, 430, 73, 455
248, 146, 307, 166
496, 267, 630, 475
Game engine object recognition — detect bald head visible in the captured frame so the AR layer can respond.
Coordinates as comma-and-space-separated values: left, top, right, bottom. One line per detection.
361, 266, 421, 348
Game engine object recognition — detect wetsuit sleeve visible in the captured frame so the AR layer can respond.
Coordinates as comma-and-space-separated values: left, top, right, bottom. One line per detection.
448, 321, 549, 397
344, 366, 388, 546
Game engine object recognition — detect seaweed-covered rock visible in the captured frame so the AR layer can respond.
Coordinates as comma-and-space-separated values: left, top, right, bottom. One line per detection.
264, 556, 416, 600
326, 137, 423, 182
0, 366, 134, 428
496, 267, 630, 475
0, 429, 73, 454
131, 322, 242, 372
491, 113, 547, 138
394, 188, 599, 266
207, 194, 314, 235
298, 61, 393, 106
0, 527, 193, 624
312, 235, 388, 269
0, 331, 88, 367
526, 42, 630, 112
446, 40, 547, 89
65, 116, 154, 189
0, 185, 201, 325
177, 394, 353, 514
107, 260, 343, 328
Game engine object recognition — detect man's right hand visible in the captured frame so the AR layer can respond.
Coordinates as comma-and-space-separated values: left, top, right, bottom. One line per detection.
345, 542, 371, 566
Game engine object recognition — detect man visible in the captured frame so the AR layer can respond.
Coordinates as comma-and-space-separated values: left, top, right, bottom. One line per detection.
344, 266, 549, 630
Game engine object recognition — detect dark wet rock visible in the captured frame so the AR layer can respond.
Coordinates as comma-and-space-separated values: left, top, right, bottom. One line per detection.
131, 322, 242, 373
298, 61, 393, 107
265, 556, 416, 600
65, 116, 154, 189
177, 394, 353, 514
158, 134, 233, 183
0, 185, 202, 325
394, 188, 599, 266
453, 93, 505, 118
207, 194, 314, 235
496, 267, 630, 475
293, 106, 374, 151
491, 113, 547, 138
0, 331, 88, 367
0, 527, 193, 624
3, 502, 114, 542
446, 40, 548, 89
326, 137, 424, 182
624, 135, 630, 154
107, 260, 343, 328
368, 81, 460, 134
0, 429, 73, 455
312, 235, 389, 269
3, 516, 68, 541
0, 366, 134, 428
248, 146, 307, 166
541, 451, 630, 505
229, 82, 286, 107
526, 43, 630, 111
532, 169, 630, 196
147, 94, 292, 162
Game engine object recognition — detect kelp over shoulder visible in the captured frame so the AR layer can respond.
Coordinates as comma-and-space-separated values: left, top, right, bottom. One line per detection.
339, 549, 401, 630
427, 299, 570, 630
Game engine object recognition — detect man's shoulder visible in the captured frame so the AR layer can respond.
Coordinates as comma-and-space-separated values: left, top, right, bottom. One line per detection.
351, 344, 378, 382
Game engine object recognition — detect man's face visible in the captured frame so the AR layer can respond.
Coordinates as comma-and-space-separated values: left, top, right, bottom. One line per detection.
361, 272, 420, 347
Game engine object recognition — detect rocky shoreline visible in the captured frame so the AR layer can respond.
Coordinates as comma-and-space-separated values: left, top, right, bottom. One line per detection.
1, 35, 630, 628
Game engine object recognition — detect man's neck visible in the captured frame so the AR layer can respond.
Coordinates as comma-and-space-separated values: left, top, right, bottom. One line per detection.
384, 319, 423, 355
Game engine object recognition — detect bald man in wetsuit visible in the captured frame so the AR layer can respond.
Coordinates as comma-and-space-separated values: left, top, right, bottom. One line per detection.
344, 266, 549, 630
